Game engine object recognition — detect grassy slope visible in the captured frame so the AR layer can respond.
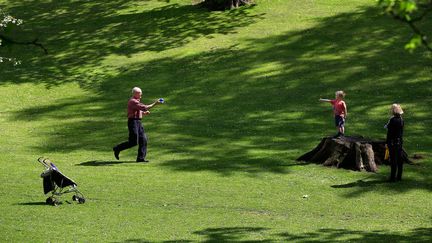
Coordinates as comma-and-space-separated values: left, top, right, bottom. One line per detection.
0, 0, 431, 242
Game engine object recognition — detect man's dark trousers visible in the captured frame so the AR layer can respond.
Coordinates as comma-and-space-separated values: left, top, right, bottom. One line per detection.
115, 119, 147, 160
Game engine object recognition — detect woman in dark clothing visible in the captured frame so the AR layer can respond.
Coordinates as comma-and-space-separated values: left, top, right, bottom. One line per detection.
385, 104, 404, 182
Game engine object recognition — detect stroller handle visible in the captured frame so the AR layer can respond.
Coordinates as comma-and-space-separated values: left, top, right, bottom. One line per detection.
37, 157, 51, 168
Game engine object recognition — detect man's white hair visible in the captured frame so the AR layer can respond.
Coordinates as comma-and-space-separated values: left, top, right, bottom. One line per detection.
132, 87, 142, 94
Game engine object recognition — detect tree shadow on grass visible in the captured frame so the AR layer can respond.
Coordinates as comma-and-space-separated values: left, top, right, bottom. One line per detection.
119, 240, 191, 243
331, 177, 432, 197
193, 227, 270, 242
277, 227, 432, 242
117, 227, 432, 242
6, 5, 432, 179
1, 0, 263, 88
117, 227, 269, 243
159, 158, 292, 176
330, 162, 432, 197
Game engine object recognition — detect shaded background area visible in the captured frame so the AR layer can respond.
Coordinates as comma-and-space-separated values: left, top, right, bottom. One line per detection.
1, 0, 263, 87
3, 2, 431, 177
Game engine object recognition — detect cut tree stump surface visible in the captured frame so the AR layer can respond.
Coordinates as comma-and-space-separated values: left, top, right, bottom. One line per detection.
296, 136, 412, 172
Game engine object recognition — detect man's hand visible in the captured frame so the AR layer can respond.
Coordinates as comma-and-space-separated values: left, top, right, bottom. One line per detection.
143, 111, 150, 116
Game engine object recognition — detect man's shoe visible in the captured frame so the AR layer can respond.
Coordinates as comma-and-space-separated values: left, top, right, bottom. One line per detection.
136, 159, 149, 163
113, 147, 120, 160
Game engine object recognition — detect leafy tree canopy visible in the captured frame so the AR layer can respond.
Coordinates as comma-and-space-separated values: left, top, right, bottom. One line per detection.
378, 0, 432, 52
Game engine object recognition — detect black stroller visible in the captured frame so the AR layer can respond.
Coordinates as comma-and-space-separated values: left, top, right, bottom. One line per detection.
38, 157, 85, 206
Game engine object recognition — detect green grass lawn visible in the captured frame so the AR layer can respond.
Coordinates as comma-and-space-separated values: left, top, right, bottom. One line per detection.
1, 0, 431, 242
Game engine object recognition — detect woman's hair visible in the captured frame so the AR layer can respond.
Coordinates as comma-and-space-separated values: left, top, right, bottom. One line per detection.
391, 103, 404, 115
335, 90, 345, 98
132, 87, 142, 94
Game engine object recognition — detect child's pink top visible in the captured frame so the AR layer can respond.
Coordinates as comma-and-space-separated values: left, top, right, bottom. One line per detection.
330, 99, 346, 117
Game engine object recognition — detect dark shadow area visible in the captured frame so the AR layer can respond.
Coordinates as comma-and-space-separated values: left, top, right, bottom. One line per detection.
160, 159, 311, 176
162, 241, 192, 243
115, 240, 192, 243
117, 227, 432, 242
331, 174, 432, 198
1, 0, 263, 87
277, 227, 432, 242
3, 3, 432, 179
118, 240, 152, 243
193, 227, 270, 242
15, 202, 47, 206
160, 157, 292, 176
331, 179, 388, 188
77, 160, 137, 166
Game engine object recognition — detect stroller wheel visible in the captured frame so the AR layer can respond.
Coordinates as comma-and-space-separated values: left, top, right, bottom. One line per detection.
46, 197, 53, 205
78, 197, 85, 204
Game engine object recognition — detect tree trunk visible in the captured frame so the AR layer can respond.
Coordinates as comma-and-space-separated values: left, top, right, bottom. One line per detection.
297, 136, 412, 172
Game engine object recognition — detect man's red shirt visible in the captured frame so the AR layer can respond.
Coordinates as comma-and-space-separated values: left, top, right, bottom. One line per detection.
127, 98, 148, 119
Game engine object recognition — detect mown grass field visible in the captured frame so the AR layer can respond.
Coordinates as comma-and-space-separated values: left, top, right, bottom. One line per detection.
0, 0, 431, 242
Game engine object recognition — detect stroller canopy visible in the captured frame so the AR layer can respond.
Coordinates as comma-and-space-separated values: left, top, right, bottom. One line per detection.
42, 163, 77, 194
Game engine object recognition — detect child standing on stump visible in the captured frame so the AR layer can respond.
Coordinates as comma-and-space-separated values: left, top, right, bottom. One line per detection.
319, 91, 348, 138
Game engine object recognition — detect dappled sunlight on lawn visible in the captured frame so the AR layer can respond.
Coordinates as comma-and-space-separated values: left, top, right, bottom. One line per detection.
1, 1, 432, 242
3, 2, 432, 178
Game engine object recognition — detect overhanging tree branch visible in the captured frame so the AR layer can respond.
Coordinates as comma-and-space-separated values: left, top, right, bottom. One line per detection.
410, 4, 432, 22
388, 9, 432, 52
0, 33, 48, 54
378, 0, 432, 52
406, 21, 432, 52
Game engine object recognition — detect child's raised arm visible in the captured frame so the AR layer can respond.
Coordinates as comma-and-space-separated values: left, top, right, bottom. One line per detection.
319, 98, 331, 102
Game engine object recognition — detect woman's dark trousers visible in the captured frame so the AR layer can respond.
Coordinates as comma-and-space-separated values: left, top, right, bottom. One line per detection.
389, 142, 403, 181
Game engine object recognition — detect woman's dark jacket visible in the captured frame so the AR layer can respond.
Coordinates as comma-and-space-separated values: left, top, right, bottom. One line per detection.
386, 115, 404, 146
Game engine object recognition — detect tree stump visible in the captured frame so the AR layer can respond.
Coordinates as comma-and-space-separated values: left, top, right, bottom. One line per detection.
297, 136, 412, 172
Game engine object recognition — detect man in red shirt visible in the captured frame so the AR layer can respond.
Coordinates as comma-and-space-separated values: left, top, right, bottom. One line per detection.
113, 87, 162, 162
319, 91, 348, 138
